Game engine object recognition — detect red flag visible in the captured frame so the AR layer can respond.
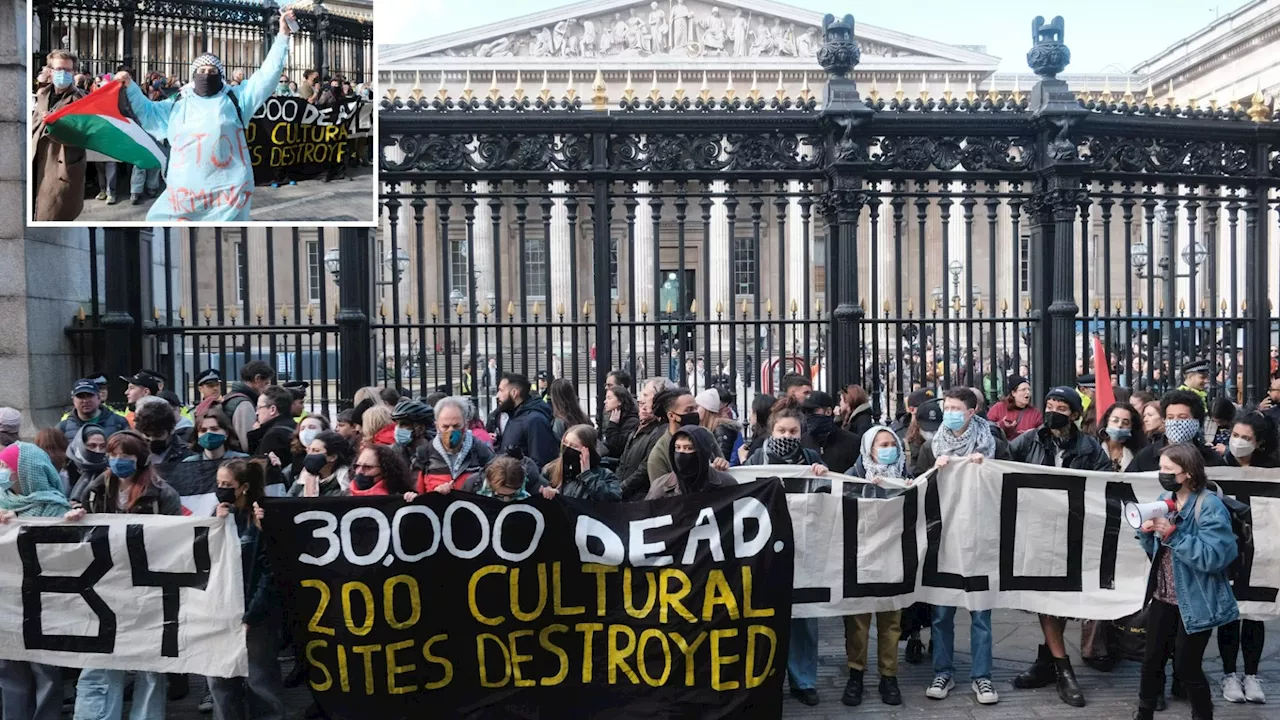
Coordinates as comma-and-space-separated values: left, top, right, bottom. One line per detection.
1093, 335, 1115, 425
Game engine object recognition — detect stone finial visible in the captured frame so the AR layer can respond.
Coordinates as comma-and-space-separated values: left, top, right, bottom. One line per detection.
817, 13, 859, 79
591, 68, 608, 109
1026, 15, 1069, 79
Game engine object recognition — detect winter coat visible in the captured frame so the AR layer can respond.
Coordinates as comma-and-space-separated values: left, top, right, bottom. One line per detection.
57, 407, 130, 443
617, 420, 666, 500
1126, 438, 1224, 473
249, 414, 296, 460
74, 471, 183, 516
801, 424, 860, 474
222, 382, 260, 453
843, 404, 875, 444
910, 426, 1011, 476
712, 422, 742, 463
31, 84, 89, 221
554, 466, 622, 502
288, 466, 350, 497
227, 509, 276, 626
1008, 426, 1112, 471
601, 410, 640, 459
152, 435, 196, 465
124, 33, 290, 221
1135, 487, 1239, 634
987, 402, 1044, 442
417, 437, 495, 493
497, 396, 559, 469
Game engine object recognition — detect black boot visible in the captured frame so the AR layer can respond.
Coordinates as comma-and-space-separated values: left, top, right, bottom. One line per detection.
1155, 695, 1167, 711
904, 634, 924, 664
879, 676, 902, 706
1013, 644, 1056, 689
841, 669, 863, 706
1133, 708, 1155, 720
1053, 656, 1086, 707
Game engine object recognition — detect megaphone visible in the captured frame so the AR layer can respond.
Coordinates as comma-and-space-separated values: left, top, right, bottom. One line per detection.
1124, 499, 1176, 530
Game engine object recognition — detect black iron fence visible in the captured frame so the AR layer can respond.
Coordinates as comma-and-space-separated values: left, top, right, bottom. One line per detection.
34, 0, 372, 85
66, 13, 1280, 426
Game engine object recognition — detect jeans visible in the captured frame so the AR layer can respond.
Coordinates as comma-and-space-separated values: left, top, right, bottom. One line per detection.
210, 620, 286, 720
130, 166, 159, 196
844, 611, 902, 676
786, 617, 819, 691
1140, 599, 1212, 717
931, 606, 992, 681
95, 162, 118, 197
1218, 618, 1264, 675
0, 660, 62, 720
74, 669, 167, 720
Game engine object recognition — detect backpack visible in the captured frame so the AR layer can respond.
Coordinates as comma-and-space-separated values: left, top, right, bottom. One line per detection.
171, 90, 245, 129
1194, 483, 1254, 582
221, 391, 251, 421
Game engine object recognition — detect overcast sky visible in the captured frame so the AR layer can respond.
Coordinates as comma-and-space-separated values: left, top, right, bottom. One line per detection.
375, 0, 1254, 73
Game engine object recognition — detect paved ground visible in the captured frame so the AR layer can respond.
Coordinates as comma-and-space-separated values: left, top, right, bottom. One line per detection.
75, 165, 375, 223
80, 610, 1273, 719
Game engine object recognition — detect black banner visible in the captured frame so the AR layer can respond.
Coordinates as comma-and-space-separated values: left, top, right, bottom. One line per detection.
247, 96, 371, 185
263, 480, 793, 720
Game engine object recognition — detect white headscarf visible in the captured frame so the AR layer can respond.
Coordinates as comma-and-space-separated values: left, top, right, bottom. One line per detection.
860, 424, 906, 479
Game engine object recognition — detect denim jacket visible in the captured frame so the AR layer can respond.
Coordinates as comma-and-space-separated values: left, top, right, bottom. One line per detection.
1135, 487, 1239, 634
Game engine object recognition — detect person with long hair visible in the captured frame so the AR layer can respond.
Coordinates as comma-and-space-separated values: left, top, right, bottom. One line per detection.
1217, 410, 1275, 704
548, 378, 592, 440
285, 414, 330, 479
744, 407, 827, 706
208, 458, 285, 720
349, 444, 414, 496
540, 424, 621, 501
70, 430, 181, 718
32, 427, 70, 494
601, 386, 639, 460
184, 407, 247, 462
1097, 403, 1148, 472
1132, 444, 1239, 720
287, 430, 354, 497
737, 393, 777, 465
0, 443, 78, 718
987, 376, 1042, 441
1142, 402, 1166, 444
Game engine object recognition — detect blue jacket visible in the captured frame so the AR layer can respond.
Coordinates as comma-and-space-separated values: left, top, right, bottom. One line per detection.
497, 396, 558, 469
125, 33, 290, 221
1135, 487, 1239, 634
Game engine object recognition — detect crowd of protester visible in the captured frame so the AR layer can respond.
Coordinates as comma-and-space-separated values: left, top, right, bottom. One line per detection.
0, 354, 1270, 718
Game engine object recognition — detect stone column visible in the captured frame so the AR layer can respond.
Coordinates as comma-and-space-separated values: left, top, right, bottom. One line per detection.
707, 180, 731, 320
633, 180, 655, 314
786, 180, 805, 312
549, 180, 573, 318
165, 30, 172, 78
472, 181, 495, 308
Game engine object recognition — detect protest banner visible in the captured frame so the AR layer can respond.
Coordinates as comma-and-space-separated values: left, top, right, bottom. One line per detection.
263, 479, 794, 720
740, 460, 1280, 621
247, 96, 372, 184
0, 514, 247, 676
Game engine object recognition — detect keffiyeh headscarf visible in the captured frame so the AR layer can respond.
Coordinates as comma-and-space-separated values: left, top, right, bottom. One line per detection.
931, 414, 997, 459
191, 53, 225, 78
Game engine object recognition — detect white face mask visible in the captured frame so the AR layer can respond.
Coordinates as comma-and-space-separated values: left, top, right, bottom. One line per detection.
1228, 437, 1256, 458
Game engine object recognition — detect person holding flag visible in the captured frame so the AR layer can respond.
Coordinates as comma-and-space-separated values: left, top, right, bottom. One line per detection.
31, 49, 88, 221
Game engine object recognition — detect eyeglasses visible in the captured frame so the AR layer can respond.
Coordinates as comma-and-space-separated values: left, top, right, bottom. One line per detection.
491, 490, 519, 501
352, 463, 380, 472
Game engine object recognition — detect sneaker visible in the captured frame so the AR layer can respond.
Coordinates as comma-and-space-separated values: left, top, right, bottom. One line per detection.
788, 687, 819, 706
972, 678, 999, 705
198, 692, 214, 713
1223, 673, 1246, 703
95, 191, 107, 201
926, 675, 954, 700
130, 194, 142, 205
1243, 675, 1266, 703
106, 194, 119, 205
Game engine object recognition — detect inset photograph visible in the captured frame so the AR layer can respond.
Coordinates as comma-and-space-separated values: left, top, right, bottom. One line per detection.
29, 0, 375, 224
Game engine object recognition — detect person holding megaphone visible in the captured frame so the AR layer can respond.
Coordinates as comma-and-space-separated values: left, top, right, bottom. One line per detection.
1131, 443, 1239, 720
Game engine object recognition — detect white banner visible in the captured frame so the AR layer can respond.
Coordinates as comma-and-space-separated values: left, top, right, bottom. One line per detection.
0, 514, 248, 677
731, 460, 1280, 621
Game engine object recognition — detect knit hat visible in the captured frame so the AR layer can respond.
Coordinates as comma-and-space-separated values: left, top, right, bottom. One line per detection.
0, 443, 18, 471
0, 408, 20, 435
694, 388, 720, 414
191, 53, 225, 78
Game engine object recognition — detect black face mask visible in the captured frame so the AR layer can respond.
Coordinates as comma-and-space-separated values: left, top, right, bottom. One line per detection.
193, 73, 223, 97
352, 473, 377, 491
1044, 411, 1071, 432
807, 413, 835, 441
214, 487, 238, 505
303, 453, 328, 475
673, 411, 700, 428
150, 437, 168, 454
673, 452, 700, 479
80, 449, 107, 470
1158, 472, 1182, 492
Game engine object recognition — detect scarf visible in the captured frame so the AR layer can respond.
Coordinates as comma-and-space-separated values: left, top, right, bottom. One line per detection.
432, 431, 474, 480
764, 436, 805, 464
859, 424, 906, 479
0, 443, 72, 518
477, 483, 529, 502
931, 415, 996, 459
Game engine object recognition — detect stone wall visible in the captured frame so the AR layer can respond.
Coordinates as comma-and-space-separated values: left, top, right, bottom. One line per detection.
0, 0, 99, 436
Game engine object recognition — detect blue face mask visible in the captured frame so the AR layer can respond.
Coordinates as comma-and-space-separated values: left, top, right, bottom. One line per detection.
942, 410, 968, 431
448, 429, 464, 448
52, 69, 73, 89
394, 427, 414, 446
1106, 427, 1131, 442
876, 446, 900, 465
109, 457, 137, 479
198, 432, 227, 450
0, 467, 11, 493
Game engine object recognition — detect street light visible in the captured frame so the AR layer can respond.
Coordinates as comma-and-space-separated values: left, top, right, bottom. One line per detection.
324, 248, 341, 281
949, 260, 963, 299
384, 247, 410, 281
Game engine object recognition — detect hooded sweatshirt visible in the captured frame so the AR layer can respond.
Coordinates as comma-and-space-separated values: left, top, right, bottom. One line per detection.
646, 425, 735, 500
123, 34, 291, 222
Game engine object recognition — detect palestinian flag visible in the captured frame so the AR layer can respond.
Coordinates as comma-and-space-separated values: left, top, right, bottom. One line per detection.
44, 80, 165, 170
